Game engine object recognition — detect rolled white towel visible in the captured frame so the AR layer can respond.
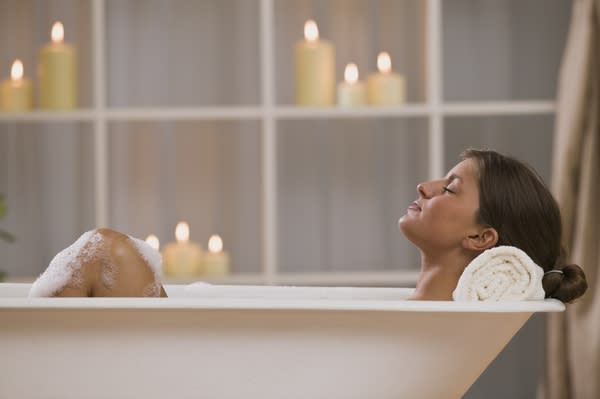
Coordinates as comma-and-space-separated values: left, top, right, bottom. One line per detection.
453, 246, 545, 301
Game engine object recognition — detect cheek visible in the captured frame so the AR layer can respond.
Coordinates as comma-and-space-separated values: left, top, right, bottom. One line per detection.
428, 197, 475, 221
419, 200, 476, 243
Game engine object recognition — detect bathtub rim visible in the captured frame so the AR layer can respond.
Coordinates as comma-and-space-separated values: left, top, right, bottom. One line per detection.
0, 297, 565, 313
0, 283, 565, 313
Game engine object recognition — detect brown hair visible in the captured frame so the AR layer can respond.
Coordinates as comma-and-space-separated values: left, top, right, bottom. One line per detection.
462, 148, 587, 303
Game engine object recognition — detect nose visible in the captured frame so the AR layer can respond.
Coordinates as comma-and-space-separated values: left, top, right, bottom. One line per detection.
417, 181, 439, 199
417, 182, 429, 199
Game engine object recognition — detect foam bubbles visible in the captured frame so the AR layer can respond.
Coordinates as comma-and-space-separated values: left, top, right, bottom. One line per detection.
29, 230, 103, 297
129, 235, 163, 280
101, 258, 116, 289
142, 282, 161, 297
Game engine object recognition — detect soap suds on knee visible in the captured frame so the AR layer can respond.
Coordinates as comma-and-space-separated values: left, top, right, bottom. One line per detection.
129, 235, 163, 280
29, 230, 103, 297
142, 282, 161, 297
101, 258, 117, 289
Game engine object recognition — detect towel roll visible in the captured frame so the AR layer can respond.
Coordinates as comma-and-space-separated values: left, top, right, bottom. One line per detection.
453, 246, 545, 301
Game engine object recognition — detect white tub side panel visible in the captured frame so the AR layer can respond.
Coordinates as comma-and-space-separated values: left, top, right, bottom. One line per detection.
0, 308, 531, 399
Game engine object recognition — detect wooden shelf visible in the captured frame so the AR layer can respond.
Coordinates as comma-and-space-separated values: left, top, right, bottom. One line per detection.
274, 104, 430, 118
163, 270, 420, 286
0, 109, 96, 122
0, 101, 555, 123
106, 107, 263, 121
7, 270, 420, 287
442, 101, 555, 116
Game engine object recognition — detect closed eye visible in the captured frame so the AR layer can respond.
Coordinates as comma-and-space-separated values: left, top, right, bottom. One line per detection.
442, 186, 456, 194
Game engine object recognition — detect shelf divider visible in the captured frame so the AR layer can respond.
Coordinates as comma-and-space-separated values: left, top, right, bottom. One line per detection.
427, 0, 444, 180
260, 0, 277, 284
93, 0, 109, 228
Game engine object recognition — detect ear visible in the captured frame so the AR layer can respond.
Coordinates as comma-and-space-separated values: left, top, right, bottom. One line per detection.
462, 227, 498, 251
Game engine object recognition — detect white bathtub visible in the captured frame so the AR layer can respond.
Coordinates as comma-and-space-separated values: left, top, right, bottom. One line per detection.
0, 283, 563, 399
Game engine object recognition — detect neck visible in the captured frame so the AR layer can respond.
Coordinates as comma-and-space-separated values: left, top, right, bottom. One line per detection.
410, 249, 474, 300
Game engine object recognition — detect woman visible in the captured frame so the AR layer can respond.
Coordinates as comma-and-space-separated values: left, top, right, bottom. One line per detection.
34, 148, 586, 301
399, 148, 587, 302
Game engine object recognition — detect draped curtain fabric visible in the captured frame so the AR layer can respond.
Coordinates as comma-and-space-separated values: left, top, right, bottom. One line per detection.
546, 0, 600, 398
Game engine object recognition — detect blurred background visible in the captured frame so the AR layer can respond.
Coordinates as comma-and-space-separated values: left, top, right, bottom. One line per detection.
0, 0, 587, 398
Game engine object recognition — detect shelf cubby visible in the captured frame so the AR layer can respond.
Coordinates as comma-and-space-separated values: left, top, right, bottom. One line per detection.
107, 120, 263, 274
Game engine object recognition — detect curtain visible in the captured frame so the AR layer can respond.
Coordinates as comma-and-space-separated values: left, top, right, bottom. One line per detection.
546, 0, 600, 398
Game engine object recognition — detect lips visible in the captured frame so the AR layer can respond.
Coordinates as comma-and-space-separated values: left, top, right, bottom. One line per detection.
408, 201, 422, 211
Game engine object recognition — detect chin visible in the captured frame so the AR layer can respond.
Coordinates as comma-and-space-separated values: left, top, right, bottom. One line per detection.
398, 216, 425, 250
398, 216, 415, 241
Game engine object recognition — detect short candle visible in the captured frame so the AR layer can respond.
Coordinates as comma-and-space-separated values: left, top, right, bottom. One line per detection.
162, 222, 204, 276
0, 60, 33, 112
337, 63, 366, 106
203, 235, 230, 276
295, 20, 335, 106
367, 52, 406, 106
145, 234, 160, 251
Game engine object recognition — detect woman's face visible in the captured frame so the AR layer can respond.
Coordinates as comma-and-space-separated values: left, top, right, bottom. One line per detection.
398, 158, 482, 251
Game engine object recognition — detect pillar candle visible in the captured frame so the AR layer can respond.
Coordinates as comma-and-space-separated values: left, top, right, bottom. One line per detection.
203, 235, 230, 276
337, 63, 366, 106
162, 222, 204, 276
0, 60, 33, 111
295, 20, 335, 106
39, 21, 77, 110
367, 52, 405, 106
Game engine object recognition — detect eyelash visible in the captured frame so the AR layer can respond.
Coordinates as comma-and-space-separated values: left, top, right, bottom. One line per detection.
442, 186, 456, 194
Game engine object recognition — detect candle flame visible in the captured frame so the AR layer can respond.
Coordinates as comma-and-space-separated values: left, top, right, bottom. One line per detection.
344, 63, 359, 84
175, 222, 190, 243
51, 21, 64, 44
208, 235, 223, 254
145, 234, 160, 251
10, 59, 23, 80
304, 20, 319, 43
377, 52, 392, 74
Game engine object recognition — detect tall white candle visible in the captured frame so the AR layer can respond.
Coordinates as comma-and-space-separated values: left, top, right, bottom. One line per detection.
295, 20, 335, 106
39, 21, 77, 110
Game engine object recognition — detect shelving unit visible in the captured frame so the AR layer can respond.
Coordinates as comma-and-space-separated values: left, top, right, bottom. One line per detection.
0, 0, 569, 285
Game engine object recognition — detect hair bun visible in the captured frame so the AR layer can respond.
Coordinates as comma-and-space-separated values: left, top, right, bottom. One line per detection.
562, 263, 584, 274
542, 263, 588, 303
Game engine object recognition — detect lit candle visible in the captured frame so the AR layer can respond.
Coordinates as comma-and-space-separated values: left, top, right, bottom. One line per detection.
145, 234, 160, 251
337, 63, 366, 106
366, 52, 405, 105
162, 222, 204, 276
295, 20, 335, 106
39, 21, 77, 110
0, 60, 33, 111
203, 235, 230, 276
